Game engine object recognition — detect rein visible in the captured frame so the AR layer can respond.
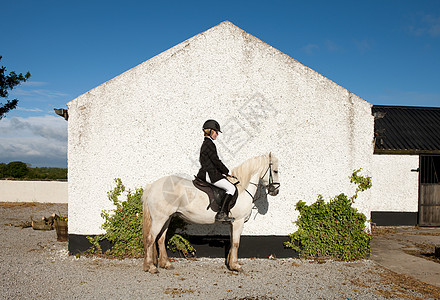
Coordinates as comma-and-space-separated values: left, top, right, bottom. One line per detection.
244, 182, 259, 201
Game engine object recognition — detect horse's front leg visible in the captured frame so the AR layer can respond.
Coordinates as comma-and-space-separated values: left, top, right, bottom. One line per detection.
227, 219, 245, 272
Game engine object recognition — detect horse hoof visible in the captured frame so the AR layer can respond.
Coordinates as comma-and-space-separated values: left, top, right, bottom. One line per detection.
143, 264, 159, 274
229, 264, 243, 272
160, 262, 174, 270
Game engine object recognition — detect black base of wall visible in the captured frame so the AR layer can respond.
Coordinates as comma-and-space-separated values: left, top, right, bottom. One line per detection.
371, 211, 418, 226
68, 234, 298, 258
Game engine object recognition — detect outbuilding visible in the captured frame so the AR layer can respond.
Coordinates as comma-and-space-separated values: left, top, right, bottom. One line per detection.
67, 21, 374, 257
371, 105, 440, 226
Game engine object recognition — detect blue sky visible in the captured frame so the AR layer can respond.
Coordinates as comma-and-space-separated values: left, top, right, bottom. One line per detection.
1, 0, 439, 167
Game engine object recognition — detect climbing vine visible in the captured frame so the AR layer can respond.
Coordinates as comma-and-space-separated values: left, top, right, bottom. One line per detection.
284, 169, 372, 261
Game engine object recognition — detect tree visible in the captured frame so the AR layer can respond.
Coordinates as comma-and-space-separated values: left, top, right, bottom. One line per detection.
5, 161, 29, 178
0, 56, 31, 120
2, 161, 29, 178
0, 163, 6, 178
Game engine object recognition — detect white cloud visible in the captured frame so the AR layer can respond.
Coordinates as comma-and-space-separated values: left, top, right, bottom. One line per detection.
325, 40, 343, 52
0, 115, 67, 140
0, 115, 67, 167
354, 39, 373, 53
16, 107, 43, 112
424, 15, 440, 37
301, 43, 319, 55
9, 80, 69, 99
406, 13, 440, 38
301, 40, 344, 55
20, 81, 48, 87
12, 88, 69, 98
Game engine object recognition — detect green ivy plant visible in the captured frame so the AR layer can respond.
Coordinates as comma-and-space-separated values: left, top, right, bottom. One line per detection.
87, 178, 195, 258
164, 214, 196, 258
284, 169, 372, 261
167, 234, 196, 258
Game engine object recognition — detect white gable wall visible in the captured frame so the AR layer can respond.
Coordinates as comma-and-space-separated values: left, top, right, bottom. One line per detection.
67, 21, 374, 236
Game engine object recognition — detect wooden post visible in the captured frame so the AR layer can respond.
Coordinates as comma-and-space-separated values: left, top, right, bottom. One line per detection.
435, 245, 440, 258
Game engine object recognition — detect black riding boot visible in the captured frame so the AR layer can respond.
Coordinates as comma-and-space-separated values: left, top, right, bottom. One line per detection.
216, 194, 235, 222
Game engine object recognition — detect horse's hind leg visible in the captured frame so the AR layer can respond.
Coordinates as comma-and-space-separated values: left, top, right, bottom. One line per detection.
143, 228, 158, 273
143, 216, 169, 274
157, 221, 173, 269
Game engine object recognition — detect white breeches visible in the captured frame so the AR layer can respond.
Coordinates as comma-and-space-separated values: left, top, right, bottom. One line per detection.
206, 173, 236, 195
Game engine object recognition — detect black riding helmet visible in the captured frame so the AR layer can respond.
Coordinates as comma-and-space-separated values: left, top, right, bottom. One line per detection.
203, 119, 222, 133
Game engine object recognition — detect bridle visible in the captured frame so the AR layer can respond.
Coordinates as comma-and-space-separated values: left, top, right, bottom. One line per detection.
263, 157, 281, 194
244, 156, 280, 201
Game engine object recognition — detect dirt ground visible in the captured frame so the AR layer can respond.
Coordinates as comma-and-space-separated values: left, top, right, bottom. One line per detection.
1, 202, 440, 299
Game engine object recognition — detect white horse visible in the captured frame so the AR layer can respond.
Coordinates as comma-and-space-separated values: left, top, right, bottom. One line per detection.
142, 153, 280, 273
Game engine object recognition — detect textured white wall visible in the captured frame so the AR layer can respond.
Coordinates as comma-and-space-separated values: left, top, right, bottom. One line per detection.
0, 180, 67, 203
67, 21, 374, 236
371, 154, 419, 212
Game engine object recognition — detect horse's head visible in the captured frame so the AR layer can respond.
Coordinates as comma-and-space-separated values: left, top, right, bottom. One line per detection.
261, 153, 280, 196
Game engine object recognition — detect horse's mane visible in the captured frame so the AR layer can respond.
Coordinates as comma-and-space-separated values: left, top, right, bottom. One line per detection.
232, 154, 269, 193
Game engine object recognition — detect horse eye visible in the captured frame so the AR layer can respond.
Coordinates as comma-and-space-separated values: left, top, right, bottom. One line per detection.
274, 170, 278, 174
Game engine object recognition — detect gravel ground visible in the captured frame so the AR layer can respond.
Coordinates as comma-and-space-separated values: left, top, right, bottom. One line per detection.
0, 203, 436, 299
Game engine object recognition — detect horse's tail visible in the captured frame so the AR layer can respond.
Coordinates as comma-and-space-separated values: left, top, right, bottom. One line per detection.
142, 184, 152, 250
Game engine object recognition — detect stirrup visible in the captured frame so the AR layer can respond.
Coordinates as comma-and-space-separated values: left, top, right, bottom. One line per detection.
215, 211, 235, 223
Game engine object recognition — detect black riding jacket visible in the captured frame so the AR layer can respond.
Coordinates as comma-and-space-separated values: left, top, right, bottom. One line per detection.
197, 137, 229, 183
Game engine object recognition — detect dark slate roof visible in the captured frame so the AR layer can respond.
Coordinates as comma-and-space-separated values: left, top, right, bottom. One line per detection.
373, 105, 440, 154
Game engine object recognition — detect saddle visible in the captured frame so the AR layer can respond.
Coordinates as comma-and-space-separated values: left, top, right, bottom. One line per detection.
192, 176, 239, 212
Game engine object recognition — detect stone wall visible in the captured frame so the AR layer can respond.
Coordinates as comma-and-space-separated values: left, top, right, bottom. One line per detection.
0, 180, 67, 203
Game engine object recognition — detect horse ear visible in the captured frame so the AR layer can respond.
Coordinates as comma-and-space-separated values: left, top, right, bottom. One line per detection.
269, 152, 272, 159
